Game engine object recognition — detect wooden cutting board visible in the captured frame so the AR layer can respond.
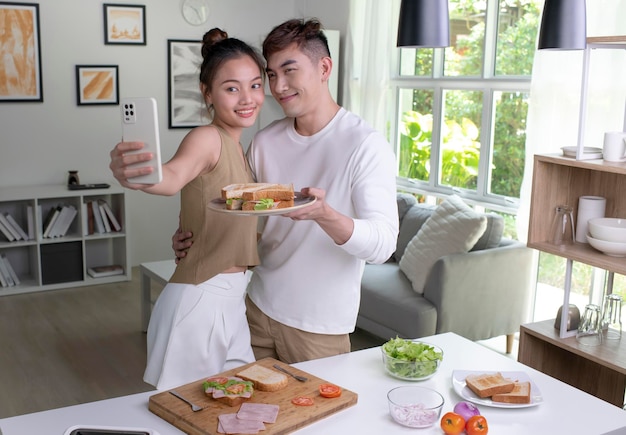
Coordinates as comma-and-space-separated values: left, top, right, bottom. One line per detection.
149, 357, 358, 435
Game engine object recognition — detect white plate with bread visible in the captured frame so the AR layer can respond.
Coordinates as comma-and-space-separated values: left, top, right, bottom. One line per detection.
209, 183, 316, 216
209, 193, 316, 216
452, 370, 543, 408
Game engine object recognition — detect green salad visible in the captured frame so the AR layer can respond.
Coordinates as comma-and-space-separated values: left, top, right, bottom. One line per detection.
382, 337, 443, 379
254, 198, 275, 210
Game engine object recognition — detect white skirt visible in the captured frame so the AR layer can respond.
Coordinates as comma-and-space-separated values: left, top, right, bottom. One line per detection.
144, 271, 254, 390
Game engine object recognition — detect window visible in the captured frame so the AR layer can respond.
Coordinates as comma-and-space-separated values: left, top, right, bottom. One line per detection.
392, 0, 541, 212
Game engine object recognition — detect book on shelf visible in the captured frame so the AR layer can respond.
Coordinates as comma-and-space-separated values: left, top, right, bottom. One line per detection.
91, 200, 106, 234
47, 206, 68, 238
87, 264, 124, 278
0, 219, 16, 242
83, 201, 94, 235
0, 254, 15, 287
49, 205, 77, 238
0, 253, 19, 286
98, 203, 112, 233
26, 205, 35, 240
100, 200, 122, 232
5, 213, 29, 240
0, 263, 7, 287
42, 206, 62, 238
0, 213, 21, 241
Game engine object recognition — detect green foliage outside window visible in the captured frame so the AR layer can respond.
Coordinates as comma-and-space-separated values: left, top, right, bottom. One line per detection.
397, 0, 539, 199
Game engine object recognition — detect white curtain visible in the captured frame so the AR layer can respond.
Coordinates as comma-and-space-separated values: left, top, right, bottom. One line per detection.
343, 0, 399, 135
517, 0, 626, 242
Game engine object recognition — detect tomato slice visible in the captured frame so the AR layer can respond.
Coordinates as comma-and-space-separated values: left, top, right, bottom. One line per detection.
291, 396, 315, 406
225, 383, 246, 394
319, 383, 342, 398
205, 376, 228, 385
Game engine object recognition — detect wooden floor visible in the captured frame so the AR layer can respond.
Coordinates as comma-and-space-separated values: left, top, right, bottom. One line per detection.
0, 268, 385, 419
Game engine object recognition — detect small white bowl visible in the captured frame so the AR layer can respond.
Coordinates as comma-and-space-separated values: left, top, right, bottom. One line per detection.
587, 234, 626, 257
588, 218, 626, 243
387, 386, 444, 428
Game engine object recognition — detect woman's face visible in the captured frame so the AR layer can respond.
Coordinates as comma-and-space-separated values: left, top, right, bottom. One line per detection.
206, 56, 264, 130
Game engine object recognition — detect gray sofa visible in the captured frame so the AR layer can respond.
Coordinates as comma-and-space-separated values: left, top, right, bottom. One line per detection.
357, 193, 534, 353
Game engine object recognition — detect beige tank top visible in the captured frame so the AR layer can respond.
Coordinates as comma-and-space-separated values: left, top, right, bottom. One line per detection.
169, 126, 259, 284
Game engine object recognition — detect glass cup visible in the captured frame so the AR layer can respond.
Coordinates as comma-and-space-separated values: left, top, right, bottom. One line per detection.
576, 304, 602, 346
551, 205, 575, 246
601, 294, 622, 340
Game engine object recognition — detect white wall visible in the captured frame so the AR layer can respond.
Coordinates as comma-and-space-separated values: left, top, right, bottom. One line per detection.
0, 0, 350, 265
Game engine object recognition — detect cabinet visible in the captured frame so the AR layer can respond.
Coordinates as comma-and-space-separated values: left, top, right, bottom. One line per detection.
520, 36, 626, 407
528, 34, 626, 330
519, 320, 626, 407
0, 184, 130, 296
527, 154, 626, 274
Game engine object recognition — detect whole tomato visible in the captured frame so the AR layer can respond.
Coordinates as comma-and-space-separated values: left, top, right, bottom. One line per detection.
440, 411, 465, 435
466, 415, 489, 435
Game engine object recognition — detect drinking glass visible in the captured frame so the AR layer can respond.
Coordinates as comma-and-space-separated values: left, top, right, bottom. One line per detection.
576, 304, 602, 346
601, 294, 622, 340
551, 205, 575, 246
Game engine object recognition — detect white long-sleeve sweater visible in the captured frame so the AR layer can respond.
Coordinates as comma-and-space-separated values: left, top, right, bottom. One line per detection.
246, 108, 399, 334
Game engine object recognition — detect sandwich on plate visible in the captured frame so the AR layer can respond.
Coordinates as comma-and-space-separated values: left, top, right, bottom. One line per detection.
221, 183, 295, 211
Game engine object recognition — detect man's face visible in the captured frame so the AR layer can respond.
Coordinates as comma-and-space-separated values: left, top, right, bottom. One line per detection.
265, 43, 326, 119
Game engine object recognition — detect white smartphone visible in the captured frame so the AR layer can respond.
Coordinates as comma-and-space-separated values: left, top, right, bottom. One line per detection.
120, 97, 163, 184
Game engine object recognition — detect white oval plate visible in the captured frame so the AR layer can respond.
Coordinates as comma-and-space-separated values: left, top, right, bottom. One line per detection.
208, 192, 316, 216
452, 370, 543, 408
561, 146, 603, 159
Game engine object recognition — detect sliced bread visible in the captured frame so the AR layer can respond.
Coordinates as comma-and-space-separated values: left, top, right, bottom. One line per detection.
491, 381, 531, 404
236, 365, 289, 392
465, 372, 515, 398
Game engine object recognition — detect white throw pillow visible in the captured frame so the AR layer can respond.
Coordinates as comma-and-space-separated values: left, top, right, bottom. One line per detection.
399, 195, 487, 294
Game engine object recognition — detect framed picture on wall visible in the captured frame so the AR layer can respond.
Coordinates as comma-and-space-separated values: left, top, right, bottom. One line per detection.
0, 2, 43, 102
103, 4, 146, 45
75, 65, 119, 106
167, 39, 208, 129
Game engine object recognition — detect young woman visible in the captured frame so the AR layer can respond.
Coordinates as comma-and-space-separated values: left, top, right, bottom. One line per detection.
109, 28, 265, 389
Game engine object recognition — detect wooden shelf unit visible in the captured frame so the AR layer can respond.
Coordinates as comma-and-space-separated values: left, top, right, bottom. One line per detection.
519, 320, 626, 407
522, 36, 626, 406
0, 184, 130, 296
527, 154, 626, 275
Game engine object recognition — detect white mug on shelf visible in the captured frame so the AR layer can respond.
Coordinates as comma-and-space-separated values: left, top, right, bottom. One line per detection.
575, 195, 606, 243
602, 131, 626, 162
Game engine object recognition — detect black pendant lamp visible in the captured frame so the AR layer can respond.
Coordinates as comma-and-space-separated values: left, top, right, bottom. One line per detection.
397, 0, 450, 48
537, 0, 587, 50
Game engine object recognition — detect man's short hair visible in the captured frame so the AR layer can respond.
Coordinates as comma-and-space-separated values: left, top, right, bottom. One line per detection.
263, 18, 331, 63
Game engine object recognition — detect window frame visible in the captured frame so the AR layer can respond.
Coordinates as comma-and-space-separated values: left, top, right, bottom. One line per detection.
389, 0, 534, 214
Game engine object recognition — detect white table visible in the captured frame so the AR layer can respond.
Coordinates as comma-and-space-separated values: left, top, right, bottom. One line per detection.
139, 260, 175, 332
2, 332, 626, 434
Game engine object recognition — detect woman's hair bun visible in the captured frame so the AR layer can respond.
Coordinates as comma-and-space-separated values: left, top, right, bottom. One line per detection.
202, 28, 228, 58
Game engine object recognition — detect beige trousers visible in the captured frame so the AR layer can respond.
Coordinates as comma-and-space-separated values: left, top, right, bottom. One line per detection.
245, 295, 350, 364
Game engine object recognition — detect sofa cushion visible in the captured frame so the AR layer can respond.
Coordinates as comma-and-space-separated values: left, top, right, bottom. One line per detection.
470, 213, 504, 251
398, 195, 487, 294
397, 193, 418, 221
394, 204, 436, 261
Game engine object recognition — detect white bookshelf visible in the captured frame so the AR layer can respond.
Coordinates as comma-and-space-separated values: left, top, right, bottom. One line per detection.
0, 184, 130, 296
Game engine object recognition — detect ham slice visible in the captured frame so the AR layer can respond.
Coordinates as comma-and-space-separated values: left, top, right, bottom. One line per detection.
217, 413, 265, 434
237, 402, 280, 424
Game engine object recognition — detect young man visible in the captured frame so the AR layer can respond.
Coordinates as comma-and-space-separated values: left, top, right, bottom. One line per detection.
176, 18, 399, 363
